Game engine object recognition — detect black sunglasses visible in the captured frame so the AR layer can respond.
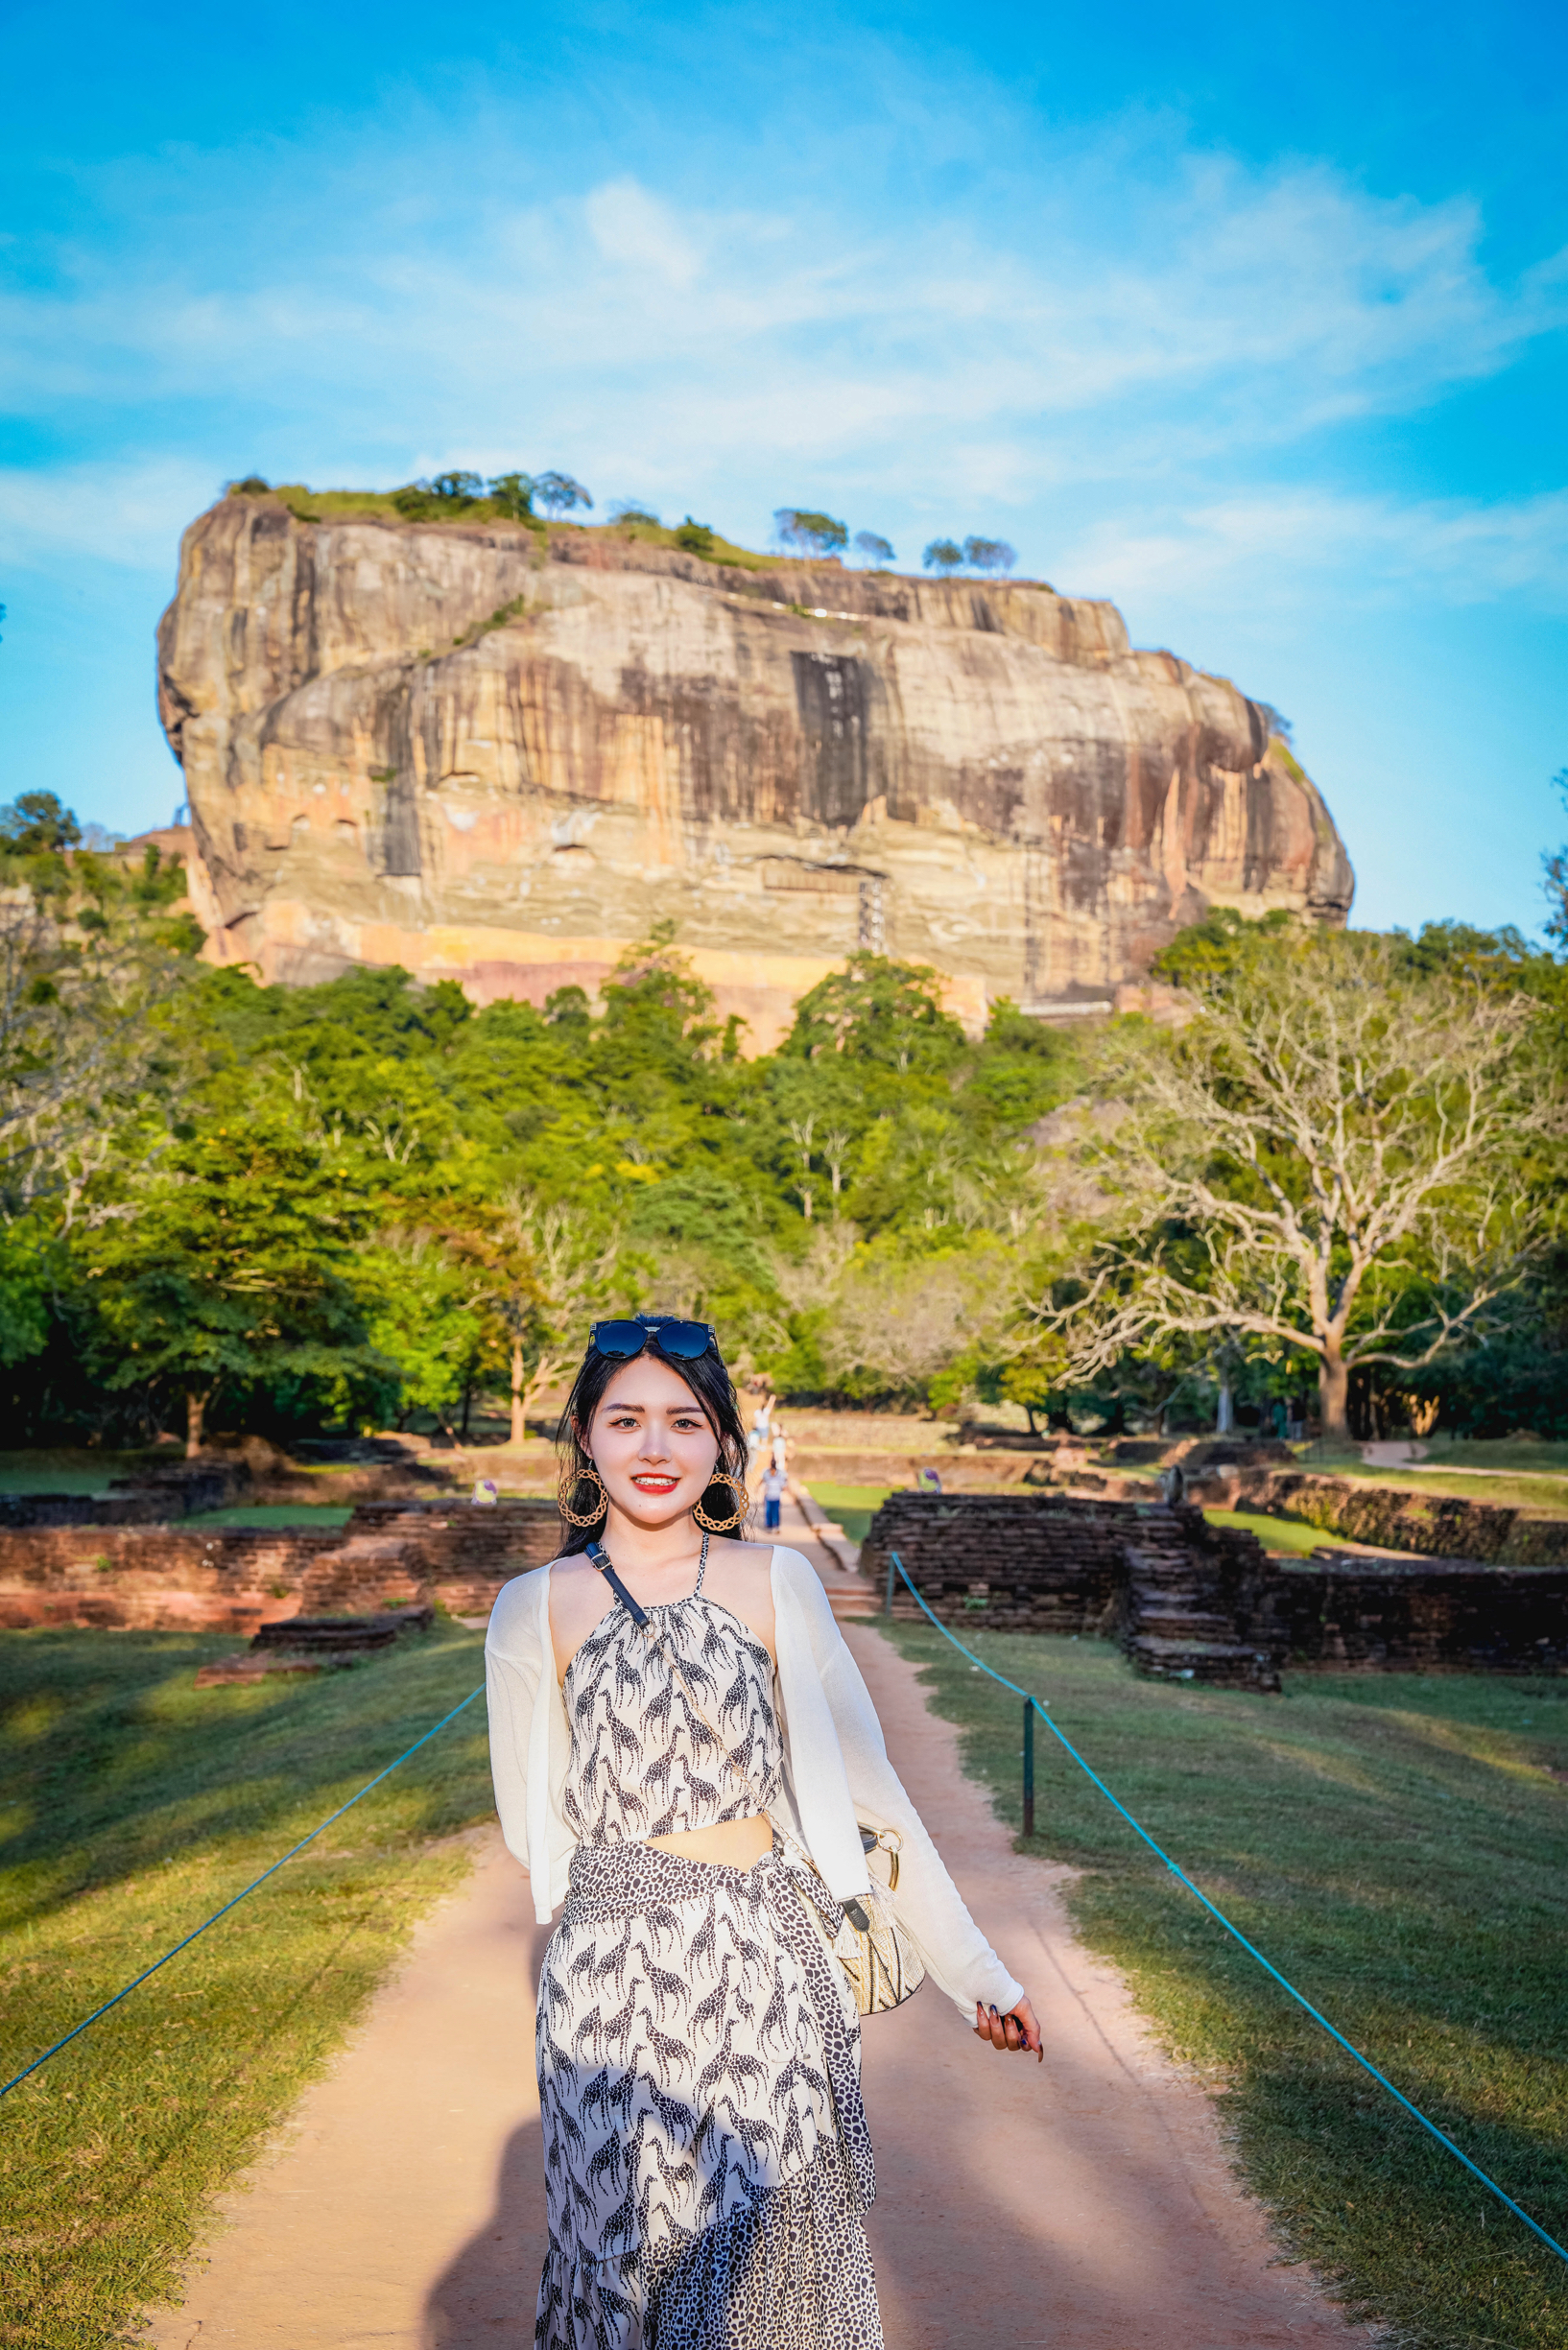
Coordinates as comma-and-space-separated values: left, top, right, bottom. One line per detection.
589, 1317, 718, 1362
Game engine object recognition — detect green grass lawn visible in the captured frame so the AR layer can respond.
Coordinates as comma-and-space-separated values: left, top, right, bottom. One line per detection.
799, 1483, 893, 1545
1203, 1507, 1333, 1555
883, 1623, 1568, 2350
0, 1621, 496, 2347
1290, 1444, 1568, 1516
1343, 1469, 1568, 1515
1403, 1440, 1568, 1480
0, 1451, 157, 1498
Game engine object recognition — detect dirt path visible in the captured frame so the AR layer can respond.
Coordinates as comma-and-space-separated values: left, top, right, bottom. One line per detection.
148, 1527, 1366, 2347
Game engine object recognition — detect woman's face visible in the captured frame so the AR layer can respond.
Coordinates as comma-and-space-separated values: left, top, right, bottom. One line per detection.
584, 1357, 721, 1526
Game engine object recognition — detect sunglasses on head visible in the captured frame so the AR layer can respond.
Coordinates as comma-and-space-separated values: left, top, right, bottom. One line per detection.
589, 1317, 718, 1362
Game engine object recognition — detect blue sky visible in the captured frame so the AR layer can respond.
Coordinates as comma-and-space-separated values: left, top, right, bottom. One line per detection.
2, 0, 1565, 935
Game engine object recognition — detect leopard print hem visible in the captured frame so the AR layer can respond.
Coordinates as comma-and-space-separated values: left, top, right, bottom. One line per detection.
535, 1838, 883, 2348
535, 2134, 882, 2350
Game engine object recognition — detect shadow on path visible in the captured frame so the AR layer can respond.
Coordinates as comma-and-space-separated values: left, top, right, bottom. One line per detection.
426, 2112, 549, 2345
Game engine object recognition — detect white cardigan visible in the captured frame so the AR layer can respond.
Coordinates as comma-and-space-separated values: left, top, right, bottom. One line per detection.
485, 1544, 1025, 2019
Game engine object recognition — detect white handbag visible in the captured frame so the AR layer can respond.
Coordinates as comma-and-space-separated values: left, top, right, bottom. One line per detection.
836, 1828, 926, 2014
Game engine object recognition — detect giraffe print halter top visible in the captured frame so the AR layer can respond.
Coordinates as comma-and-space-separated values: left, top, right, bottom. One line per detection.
560, 1548, 783, 1847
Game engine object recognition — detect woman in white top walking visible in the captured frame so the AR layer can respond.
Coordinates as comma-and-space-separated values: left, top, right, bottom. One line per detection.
485, 1314, 1040, 2350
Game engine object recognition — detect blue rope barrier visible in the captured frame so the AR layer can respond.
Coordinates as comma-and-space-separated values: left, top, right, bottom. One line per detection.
0, 1683, 485, 2102
887, 1552, 1568, 2270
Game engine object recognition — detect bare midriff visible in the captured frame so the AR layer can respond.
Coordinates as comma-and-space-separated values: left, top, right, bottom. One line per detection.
645, 1815, 773, 1868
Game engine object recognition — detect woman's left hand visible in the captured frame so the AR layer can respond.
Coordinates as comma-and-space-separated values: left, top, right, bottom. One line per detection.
974, 1996, 1043, 2063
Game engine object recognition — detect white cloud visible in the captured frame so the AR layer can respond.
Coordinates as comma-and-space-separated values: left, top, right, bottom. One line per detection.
583, 178, 702, 289
1059, 487, 1568, 610
0, 457, 219, 571
0, 121, 1564, 623
3, 140, 1561, 472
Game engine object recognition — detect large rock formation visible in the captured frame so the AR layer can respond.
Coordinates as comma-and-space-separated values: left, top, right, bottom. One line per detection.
157, 495, 1352, 1044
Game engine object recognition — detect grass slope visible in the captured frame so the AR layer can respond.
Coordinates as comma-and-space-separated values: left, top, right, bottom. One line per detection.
1204, 1506, 1338, 1555
798, 1483, 893, 1545
883, 1625, 1568, 2349
0, 1621, 495, 2347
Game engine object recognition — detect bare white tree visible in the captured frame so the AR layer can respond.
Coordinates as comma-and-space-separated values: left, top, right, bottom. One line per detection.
821, 1246, 1006, 1396
788, 1115, 817, 1222
1038, 933, 1563, 1436
0, 894, 192, 1223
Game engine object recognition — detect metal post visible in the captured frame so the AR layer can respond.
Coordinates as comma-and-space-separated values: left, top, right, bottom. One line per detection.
885, 1551, 897, 1616
1022, 1697, 1035, 1837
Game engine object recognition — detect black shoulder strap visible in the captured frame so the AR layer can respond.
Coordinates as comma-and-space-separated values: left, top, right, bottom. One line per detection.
584, 1538, 650, 1627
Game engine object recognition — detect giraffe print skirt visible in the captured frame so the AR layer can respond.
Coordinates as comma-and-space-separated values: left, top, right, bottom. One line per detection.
535, 1837, 884, 2350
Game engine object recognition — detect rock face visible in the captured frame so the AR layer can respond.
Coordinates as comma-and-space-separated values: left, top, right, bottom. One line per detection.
157, 497, 1353, 1044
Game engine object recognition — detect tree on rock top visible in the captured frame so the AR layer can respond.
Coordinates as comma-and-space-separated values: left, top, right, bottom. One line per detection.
774, 509, 848, 558
487, 471, 536, 519
922, 538, 963, 576
534, 471, 593, 518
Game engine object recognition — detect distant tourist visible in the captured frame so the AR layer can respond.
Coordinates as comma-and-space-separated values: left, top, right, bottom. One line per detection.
486, 1313, 1041, 2349
770, 1419, 791, 1474
762, 1460, 787, 1530
747, 1390, 775, 1469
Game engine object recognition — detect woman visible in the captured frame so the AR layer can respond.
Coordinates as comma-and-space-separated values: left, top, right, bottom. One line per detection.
486, 1314, 1040, 2350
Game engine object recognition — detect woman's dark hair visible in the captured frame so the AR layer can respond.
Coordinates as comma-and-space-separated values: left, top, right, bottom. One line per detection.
556, 1328, 751, 1553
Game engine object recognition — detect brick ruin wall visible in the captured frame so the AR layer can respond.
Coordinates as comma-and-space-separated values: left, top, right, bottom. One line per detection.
861, 1491, 1568, 1673
0, 1499, 566, 1634
6, 1484, 1565, 1674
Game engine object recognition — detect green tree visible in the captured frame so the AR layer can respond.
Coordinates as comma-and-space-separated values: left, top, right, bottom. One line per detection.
357, 1233, 486, 1437
0, 837, 198, 1217
852, 531, 894, 566
922, 538, 962, 576
534, 471, 593, 518
773, 509, 848, 558
784, 953, 965, 1075
83, 1110, 388, 1453
392, 473, 484, 519
487, 471, 536, 519
962, 536, 1015, 574
448, 1191, 624, 1444
0, 791, 81, 854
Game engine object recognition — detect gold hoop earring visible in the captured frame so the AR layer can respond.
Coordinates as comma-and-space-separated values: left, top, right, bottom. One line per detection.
692, 1471, 748, 1534
558, 1460, 608, 1527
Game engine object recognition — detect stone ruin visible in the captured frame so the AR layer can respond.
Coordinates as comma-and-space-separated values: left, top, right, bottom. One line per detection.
860, 1492, 1568, 1687
4, 1478, 1563, 1691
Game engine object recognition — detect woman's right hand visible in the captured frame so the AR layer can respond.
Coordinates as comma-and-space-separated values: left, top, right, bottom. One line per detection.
974, 1996, 1043, 2062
